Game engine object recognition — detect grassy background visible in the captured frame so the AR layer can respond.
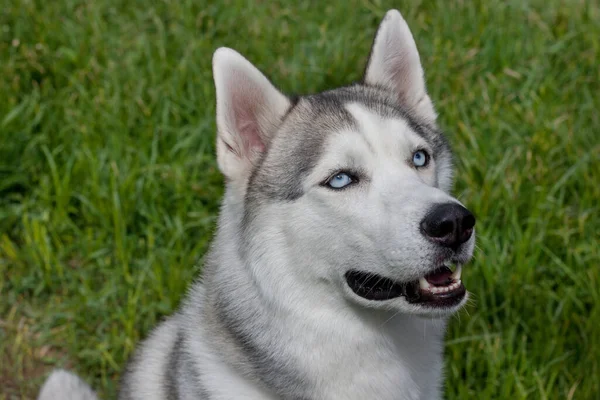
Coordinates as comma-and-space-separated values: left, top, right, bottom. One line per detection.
1, 0, 598, 398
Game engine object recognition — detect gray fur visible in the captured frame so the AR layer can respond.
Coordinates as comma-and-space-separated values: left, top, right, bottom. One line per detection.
165, 332, 183, 400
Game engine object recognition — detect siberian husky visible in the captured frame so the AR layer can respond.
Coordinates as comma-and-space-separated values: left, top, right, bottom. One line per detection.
38, 9, 476, 400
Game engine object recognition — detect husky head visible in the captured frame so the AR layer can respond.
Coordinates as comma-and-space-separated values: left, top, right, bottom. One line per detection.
212, 10, 475, 317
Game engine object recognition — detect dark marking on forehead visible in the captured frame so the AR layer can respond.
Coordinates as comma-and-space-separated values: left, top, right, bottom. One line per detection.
245, 83, 451, 208
320, 84, 449, 154
313, 84, 453, 184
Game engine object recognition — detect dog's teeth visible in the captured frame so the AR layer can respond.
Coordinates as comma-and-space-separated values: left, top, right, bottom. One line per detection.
419, 277, 431, 291
451, 265, 462, 281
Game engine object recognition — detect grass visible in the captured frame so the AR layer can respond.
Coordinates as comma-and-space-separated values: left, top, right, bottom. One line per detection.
0, 0, 598, 398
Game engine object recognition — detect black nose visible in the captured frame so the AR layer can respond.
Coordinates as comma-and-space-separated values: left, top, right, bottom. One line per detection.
420, 203, 475, 250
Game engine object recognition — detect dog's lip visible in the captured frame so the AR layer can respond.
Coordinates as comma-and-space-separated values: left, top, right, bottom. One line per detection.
344, 265, 466, 306
344, 271, 405, 301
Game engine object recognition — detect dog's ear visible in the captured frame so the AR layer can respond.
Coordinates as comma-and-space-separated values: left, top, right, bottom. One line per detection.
212, 48, 290, 181
364, 10, 437, 123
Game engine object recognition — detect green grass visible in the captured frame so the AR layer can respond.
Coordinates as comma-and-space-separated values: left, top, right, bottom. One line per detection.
1, 0, 598, 398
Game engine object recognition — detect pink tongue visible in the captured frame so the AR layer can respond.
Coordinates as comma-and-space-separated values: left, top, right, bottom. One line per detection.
425, 267, 453, 286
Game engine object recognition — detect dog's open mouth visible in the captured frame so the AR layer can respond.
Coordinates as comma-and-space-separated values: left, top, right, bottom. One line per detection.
345, 265, 465, 307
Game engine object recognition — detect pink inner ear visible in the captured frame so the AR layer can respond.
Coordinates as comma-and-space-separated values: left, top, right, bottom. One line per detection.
384, 48, 415, 103
230, 79, 267, 156
234, 103, 266, 154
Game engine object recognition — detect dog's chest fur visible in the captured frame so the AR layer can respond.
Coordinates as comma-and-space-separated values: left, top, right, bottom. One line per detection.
185, 265, 447, 400
289, 314, 447, 400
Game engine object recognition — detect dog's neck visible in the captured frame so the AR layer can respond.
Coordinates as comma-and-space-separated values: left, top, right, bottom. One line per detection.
197, 195, 448, 400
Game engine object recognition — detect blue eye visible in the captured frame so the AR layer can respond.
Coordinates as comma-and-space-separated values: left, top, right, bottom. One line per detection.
327, 172, 354, 189
412, 150, 429, 168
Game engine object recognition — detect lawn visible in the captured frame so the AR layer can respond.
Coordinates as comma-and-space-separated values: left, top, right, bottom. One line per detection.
1, 0, 598, 398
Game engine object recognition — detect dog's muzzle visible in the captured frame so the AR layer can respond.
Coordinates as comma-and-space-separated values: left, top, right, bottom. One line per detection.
344, 203, 475, 308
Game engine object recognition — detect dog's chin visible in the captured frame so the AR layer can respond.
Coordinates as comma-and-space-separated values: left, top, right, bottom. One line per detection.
343, 265, 468, 316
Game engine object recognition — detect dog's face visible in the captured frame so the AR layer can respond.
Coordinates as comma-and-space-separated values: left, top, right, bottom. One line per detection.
212, 10, 475, 317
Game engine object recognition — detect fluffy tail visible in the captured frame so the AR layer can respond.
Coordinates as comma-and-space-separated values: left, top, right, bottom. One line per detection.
37, 369, 98, 400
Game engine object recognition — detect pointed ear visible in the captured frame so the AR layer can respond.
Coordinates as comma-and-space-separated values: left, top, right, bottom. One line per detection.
212, 48, 291, 181
364, 10, 437, 123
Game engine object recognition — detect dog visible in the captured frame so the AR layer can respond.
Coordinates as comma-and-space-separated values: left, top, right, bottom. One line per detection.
38, 9, 476, 400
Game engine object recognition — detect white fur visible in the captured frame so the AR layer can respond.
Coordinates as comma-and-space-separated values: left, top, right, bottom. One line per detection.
38, 369, 98, 400
123, 315, 181, 399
